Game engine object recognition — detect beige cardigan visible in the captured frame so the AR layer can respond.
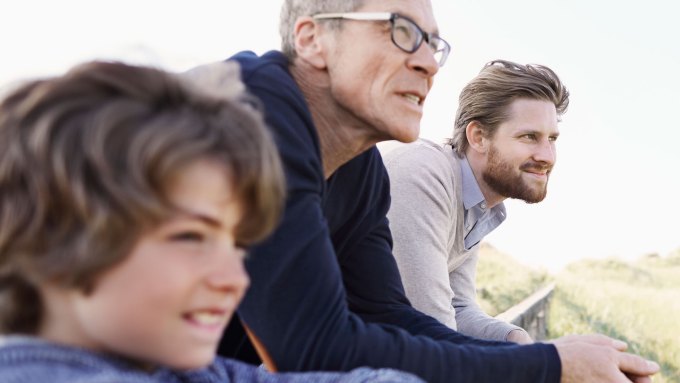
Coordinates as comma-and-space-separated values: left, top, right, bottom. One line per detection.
383, 139, 526, 341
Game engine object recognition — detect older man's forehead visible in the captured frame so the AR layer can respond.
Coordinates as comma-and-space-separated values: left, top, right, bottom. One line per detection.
359, 0, 439, 34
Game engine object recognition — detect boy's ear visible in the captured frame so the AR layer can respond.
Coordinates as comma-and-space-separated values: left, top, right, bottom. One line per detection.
293, 16, 327, 69
466, 121, 489, 154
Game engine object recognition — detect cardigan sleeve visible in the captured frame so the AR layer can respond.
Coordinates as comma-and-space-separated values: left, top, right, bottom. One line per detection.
451, 247, 528, 341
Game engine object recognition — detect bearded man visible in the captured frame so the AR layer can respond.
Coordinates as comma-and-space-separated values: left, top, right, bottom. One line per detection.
384, 60, 566, 344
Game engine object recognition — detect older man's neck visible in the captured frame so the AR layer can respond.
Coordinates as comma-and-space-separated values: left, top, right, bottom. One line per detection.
317, 120, 379, 179
292, 66, 381, 179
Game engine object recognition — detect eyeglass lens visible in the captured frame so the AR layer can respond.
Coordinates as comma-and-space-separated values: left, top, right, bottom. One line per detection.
391, 16, 447, 66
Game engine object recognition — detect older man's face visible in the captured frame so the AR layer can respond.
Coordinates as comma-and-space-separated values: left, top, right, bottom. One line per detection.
322, 0, 442, 143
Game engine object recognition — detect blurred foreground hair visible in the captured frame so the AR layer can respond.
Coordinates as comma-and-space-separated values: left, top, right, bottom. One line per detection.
0, 60, 285, 334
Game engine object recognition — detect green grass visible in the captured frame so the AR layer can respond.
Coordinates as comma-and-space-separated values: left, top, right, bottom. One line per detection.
476, 243, 680, 382
476, 243, 549, 316
548, 256, 680, 383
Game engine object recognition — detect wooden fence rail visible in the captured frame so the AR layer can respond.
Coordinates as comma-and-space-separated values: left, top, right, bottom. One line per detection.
495, 282, 556, 341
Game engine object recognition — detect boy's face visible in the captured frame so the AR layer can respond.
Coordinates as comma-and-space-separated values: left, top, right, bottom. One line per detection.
42, 159, 249, 370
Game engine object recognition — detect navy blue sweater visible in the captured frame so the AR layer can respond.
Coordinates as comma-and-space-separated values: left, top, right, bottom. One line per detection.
221, 51, 561, 383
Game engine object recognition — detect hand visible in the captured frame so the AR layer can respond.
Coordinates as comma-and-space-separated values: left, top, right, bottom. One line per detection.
506, 329, 533, 344
550, 334, 659, 383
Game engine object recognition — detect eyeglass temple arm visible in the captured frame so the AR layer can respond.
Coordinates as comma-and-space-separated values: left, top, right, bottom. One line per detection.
312, 12, 392, 21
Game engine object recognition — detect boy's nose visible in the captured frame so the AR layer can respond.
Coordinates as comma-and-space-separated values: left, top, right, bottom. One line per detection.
206, 247, 250, 294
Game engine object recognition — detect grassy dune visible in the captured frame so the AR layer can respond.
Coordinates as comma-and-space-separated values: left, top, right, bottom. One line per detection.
477, 244, 680, 382
548, 255, 680, 382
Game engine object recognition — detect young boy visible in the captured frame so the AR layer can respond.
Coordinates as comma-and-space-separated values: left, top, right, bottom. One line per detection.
0, 61, 422, 383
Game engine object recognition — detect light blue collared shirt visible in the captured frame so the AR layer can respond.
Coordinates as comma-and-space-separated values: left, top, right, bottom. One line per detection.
459, 156, 506, 250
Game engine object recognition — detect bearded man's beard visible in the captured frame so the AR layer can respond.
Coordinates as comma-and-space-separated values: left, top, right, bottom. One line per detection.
482, 145, 551, 204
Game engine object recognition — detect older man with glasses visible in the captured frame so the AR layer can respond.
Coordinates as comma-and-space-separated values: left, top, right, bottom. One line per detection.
208, 0, 660, 382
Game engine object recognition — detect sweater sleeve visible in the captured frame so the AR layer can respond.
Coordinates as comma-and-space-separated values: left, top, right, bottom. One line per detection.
208, 357, 426, 383
452, 248, 528, 341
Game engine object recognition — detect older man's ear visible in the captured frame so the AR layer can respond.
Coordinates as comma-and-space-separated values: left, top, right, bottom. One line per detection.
293, 16, 328, 70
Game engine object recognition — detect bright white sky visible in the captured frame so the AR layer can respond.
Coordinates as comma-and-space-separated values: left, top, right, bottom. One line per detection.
2, 0, 679, 272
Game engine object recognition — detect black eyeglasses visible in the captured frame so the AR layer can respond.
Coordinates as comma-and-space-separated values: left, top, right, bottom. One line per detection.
312, 12, 451, 67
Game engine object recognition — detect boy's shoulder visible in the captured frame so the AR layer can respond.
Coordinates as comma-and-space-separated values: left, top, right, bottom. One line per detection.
0, 336, 158, 383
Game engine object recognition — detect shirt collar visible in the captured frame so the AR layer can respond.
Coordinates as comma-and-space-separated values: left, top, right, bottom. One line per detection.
459, 155, 507, 217
460, 155, 486, 210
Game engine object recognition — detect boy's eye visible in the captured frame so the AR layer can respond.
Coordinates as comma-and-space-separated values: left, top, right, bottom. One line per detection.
169, 231, 205, 242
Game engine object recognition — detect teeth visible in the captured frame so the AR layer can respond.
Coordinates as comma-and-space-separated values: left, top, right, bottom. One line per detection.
189, 312, 224, 326
402, 94, 421, 104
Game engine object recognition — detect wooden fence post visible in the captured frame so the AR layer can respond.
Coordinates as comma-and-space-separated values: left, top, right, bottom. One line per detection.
495, 282, 556, 341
